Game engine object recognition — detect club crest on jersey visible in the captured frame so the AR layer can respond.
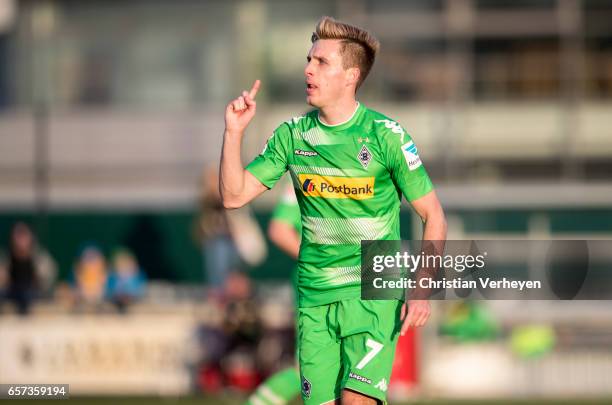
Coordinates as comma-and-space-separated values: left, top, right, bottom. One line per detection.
357, 144, 372, 169
402, 141, 422, 171
301, 376, 311, 398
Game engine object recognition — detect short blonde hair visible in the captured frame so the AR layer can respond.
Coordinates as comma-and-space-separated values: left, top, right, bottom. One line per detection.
311, 16, 380, 89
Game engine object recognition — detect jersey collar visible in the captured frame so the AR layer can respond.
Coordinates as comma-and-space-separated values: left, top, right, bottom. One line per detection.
316, 102, 364, 131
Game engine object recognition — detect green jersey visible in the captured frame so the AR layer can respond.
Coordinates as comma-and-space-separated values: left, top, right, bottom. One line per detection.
247, 102, 433, 307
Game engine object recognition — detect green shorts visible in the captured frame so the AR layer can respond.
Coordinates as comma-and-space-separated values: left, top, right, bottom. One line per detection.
297, 299, 402, 404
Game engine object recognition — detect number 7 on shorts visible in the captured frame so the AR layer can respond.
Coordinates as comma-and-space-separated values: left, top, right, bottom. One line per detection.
356, 339, 384, 370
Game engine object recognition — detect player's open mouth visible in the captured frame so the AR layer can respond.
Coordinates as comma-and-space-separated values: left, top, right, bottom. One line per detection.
306, 83, 317, 94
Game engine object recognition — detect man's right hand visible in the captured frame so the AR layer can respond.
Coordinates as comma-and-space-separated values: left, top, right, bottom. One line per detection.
225, 79, 261, 135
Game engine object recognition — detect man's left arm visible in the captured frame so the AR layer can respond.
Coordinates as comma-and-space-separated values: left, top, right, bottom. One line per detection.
400, 190, 447, 335
376, 120, 447, 334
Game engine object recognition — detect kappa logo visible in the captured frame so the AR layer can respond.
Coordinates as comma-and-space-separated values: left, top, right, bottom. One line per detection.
374, 119, 405, 142
301, 376, 312, 398
349, 372, 372, 385
288, 115, 306, 125
402, 141, 422, 171
294, 149, 318, 157
375, 378, 388, 392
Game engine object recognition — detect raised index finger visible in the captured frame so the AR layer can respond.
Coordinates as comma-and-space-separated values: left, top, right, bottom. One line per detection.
249, 79, 261, 99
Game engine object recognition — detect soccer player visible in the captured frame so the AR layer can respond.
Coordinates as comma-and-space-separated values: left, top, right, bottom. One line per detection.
220, 16, 447, 405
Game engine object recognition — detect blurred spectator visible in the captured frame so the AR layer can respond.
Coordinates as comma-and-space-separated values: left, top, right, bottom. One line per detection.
197, 272, 263, 393
6, 223, 39, 315
106, 247, 147, 313
222, 272, 260, 340
194, 166, 241, 293
34, 247, 58, 300
53, 281, 77, 310
73, 244, 108, 310
0, 223, 57, 314
221, 272, 262, 390
194, 166, 267, 300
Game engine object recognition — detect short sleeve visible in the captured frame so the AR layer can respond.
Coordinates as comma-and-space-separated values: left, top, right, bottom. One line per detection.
379, 120, 434, 202
246, 123, 291, 189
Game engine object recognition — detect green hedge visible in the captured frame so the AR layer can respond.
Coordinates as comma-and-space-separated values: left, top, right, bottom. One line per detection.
1, 209, 610, 283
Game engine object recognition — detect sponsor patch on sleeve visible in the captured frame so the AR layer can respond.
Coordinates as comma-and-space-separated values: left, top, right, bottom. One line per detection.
401, 141, 422, 171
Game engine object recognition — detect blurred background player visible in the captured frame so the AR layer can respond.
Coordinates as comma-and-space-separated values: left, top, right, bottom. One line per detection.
195, 166, 267, 301
245, 184, 302, 405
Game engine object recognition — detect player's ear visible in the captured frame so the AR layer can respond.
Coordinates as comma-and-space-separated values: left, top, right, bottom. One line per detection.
345, 67, 360, 88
